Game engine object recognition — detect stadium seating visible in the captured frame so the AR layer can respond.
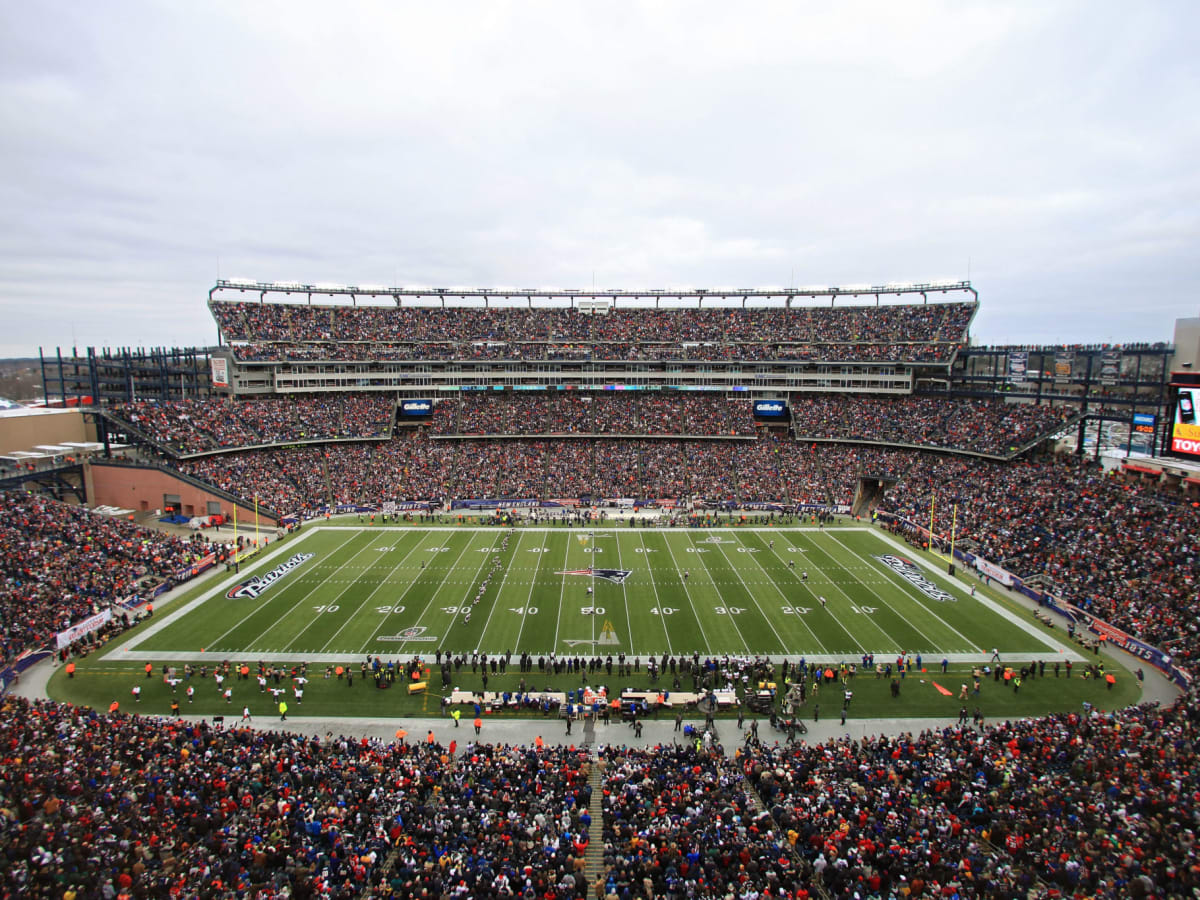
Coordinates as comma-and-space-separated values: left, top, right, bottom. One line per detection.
108, 394, 395, 455
790, 394, 1077, 456
209, 299, 976, 363
0, 491, 219, 665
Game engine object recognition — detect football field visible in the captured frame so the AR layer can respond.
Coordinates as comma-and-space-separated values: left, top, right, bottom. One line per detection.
117, 524, 1079, 664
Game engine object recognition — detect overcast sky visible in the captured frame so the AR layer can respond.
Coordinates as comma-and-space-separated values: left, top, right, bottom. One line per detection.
1, 1, 1197, 357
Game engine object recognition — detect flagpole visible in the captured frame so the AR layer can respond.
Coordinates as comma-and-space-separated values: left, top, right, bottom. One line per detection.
949, 502, 958, 575
928, 489, 936, 556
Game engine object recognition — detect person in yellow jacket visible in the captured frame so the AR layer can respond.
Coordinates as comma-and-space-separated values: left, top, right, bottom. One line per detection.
279, 701, 288, 721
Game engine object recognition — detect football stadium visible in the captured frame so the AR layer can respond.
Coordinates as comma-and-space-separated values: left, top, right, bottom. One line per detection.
3, 281, 1199, 899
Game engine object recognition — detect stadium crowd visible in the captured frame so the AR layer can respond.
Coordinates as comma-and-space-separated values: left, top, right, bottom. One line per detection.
228, 340, 962, 364
211, 299, 975, 346
876, 453, 1200, 672
600, 743, 805, 898
743, 695, 1200, 899
210, 300, 974, 364
108, 395, 394, 455
791, 395, 1075, 457
0, 491, 216, 665
432, 395, 757, 437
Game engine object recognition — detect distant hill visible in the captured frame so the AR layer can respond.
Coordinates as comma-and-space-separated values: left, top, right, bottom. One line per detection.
0, 359, 43, 404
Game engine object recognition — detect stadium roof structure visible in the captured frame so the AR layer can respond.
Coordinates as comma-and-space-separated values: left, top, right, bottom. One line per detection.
211, 279, 977, 308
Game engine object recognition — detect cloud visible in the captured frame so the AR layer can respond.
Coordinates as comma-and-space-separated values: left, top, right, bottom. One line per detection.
0, 0, 1197, 354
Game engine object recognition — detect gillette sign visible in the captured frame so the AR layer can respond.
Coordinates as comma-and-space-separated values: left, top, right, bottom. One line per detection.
754, 400, 788, 418
401, 399, 433, 417
226, 553, 314, 599
874, 555, 957, 603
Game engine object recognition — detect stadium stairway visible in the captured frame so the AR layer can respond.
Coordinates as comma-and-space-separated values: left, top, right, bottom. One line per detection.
320, 454, 334, 508
744, 772, 832, 900
583, 758, 607, 886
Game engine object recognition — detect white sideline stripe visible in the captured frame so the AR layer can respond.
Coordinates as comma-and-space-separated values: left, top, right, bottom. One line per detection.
312, 525, 870, 533
870, 530, 1085, 661
106, 650, 1046, 665
103, 529, 322, 659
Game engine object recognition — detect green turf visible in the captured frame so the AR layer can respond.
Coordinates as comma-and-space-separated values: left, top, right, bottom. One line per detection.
50, 521, 1142, 720
121, 524, 1058, 660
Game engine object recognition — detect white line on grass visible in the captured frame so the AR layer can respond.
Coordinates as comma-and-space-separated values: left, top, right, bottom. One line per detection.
778, 532, 871, 653
635, 531, 672, 657
710, 536, 790, 654
682, 533, 751, 652
323, 531, 445, 654
870, 529, 1082, 658
659, 533, 712, 653
828, 531, 981, 653
474, 531, 530, 654
743, 533, 828, 654
511, 531, 548, 653
106, 526, 332, 656
234, 531, 394, 653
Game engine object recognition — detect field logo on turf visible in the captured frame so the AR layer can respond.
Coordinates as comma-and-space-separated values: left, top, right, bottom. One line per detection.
556, 567, 633, 584
874, 555, 957, 603
226, 553, 314, 600
379, 626, 437, 643
564, 620, 621, 647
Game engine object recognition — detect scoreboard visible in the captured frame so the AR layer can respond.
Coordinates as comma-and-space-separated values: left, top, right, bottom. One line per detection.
1168, 372, 1200, 459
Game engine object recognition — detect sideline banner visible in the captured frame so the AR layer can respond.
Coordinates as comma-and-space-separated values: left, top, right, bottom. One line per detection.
57, 609, 113, 649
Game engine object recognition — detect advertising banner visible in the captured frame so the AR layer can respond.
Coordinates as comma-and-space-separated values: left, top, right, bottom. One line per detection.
1172, 387, 1200, 458
400, 399, 433, 417
56, 609, 113, 649
972, 555, 1014, 587
1007, 351, 1029, 385
1099, 350, 1121, 386
174, 552, 217, 581
1053, 350, 1074, 384
451, 498, 540, 510
754, 400, 788, 418
211, 358, 229, 388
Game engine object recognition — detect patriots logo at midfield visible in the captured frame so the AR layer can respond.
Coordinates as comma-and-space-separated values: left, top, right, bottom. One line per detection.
557, 568, 633, 585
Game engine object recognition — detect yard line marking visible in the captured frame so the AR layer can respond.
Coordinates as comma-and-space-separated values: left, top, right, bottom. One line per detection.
871, 529, 1072, 654
241, 531, 398, 651
656, 532, 711, 654
638, 535, 676, 657
389, 529, 490, 654
203, 530, 366, 653
315, 532, 431, 653
828, 531, 982, 653
324, 531, 447, 654
107, 527, 332, 655
552, 533, 572, 652
779, 532, 872, 653
744, 533, 827, 654
709, 535, 789, 654
474, 531, 529, 654
511, 531, 548, 652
